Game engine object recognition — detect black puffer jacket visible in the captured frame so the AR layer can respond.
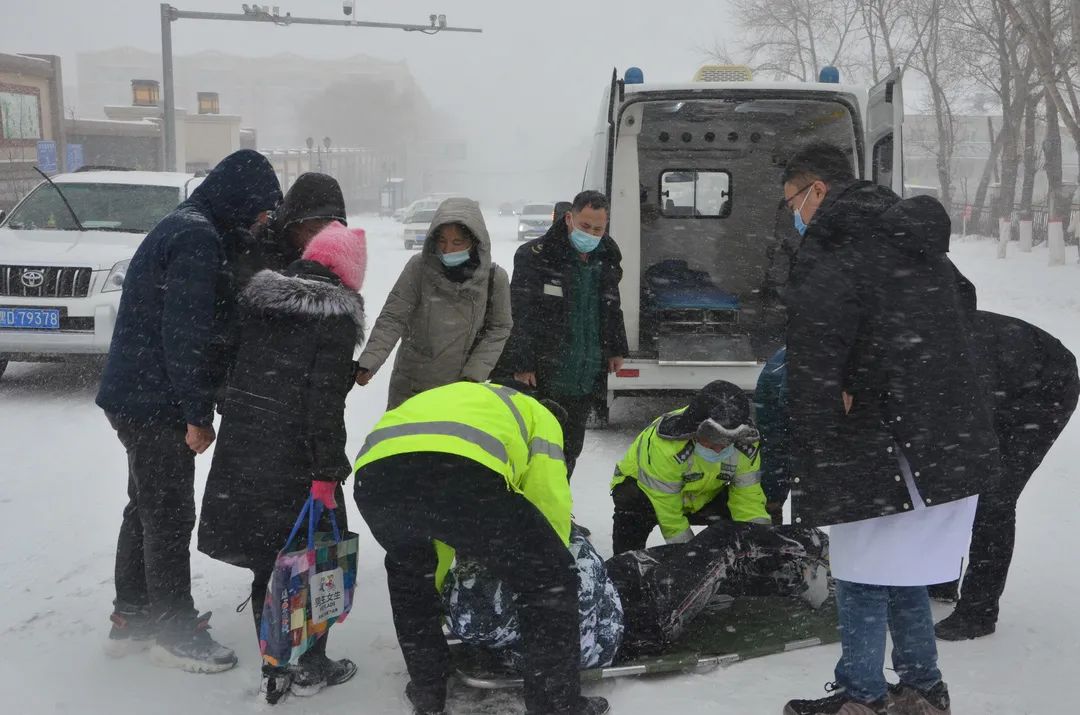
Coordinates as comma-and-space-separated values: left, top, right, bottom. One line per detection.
783, 181, 1001, 526
198, 260, 364, 569
496, 219, 628, 384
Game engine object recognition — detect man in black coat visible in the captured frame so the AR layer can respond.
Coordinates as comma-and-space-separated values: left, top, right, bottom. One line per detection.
932, 275, 1080, 640
497, 190, 628, 478
779, 142, 1000, 715
96, 149, 281, 673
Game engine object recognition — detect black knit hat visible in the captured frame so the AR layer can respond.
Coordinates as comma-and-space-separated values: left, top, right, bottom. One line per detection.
666, 380, 752, 438
275, 172, 347, 230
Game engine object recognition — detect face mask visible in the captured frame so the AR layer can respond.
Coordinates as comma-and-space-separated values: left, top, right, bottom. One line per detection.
793, 188, 813, 236
695, 443, 736, 463
439, 249, 471, 267
569, 221, 602, 253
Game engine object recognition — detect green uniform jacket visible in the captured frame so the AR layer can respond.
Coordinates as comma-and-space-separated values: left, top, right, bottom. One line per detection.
611, 408, 770, 541
354, 381, 571, 588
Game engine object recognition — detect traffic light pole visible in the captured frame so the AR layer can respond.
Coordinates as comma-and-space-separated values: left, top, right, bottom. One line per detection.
159, 3, 481, 171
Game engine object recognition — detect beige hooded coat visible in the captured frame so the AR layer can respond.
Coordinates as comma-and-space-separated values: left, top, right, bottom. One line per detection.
357, 198, 512, 408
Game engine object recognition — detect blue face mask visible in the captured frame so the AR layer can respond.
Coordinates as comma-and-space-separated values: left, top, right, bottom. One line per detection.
695, 443, 736, 463
439, 249, 471, 267
569, 222, 602, 253
792, 188, 812, 236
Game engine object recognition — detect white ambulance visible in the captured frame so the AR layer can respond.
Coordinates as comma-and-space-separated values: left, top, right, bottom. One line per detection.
585, 64, 905, 405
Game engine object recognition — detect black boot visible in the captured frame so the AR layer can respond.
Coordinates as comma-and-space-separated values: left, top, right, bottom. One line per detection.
260, 665, 292, 705
934, 610, 996, 641
291, 649, 358, 696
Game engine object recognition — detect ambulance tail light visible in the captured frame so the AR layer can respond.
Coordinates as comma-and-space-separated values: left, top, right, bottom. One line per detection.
616, 368, 640, 378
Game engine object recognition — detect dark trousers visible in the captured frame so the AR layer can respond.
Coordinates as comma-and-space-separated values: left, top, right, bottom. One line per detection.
355, 453, 581, 715
108, 414, 196, 621
607, 518, 825, 658
536, 391, 593, 480
611, 478, 733, 554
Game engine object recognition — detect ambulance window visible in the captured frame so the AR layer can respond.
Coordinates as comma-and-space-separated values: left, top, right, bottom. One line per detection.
873, 135, 894, 186
659, 170, 731, 218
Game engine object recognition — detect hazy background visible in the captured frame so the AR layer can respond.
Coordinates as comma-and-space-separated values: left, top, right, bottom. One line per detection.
1, 0, 741, 201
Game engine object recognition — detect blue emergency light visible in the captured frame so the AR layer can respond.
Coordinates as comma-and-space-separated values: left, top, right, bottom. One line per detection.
819, 66, 840, 83
624, 67, 644, 84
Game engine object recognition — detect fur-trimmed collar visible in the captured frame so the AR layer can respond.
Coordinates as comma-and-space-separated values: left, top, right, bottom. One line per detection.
243, 269, 365, 341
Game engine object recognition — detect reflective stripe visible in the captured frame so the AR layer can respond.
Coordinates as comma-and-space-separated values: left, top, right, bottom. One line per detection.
482, 383, 528, 444
357, 421, 508, 464
665, 528, 694, 544
637, 470, 683, 495
732, 469, 763, 488
529, 437, 565, 463
748, 516, 773, 525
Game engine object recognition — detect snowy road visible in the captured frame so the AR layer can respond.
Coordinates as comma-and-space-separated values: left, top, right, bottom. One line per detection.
0, 215, 1077, 714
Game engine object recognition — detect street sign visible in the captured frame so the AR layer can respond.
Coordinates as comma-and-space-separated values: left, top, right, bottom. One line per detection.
66, 143, 84, 172
36, 141, 58, 173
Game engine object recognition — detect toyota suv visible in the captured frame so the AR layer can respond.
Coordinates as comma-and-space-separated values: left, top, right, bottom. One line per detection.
0, 169, 201, 380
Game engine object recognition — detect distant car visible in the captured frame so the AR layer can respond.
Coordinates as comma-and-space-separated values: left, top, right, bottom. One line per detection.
0, 170, 201, 380
517, 202, 555, 241
402, 205, 439, 250
498, 202, 515, 216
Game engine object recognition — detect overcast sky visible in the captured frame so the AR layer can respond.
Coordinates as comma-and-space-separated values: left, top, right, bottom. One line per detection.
3, 0, 740, 197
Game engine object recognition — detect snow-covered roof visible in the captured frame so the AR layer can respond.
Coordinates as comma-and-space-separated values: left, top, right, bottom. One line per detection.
624, 80, 865, 98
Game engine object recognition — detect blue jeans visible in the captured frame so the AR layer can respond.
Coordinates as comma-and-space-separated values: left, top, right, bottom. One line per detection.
834, 580, 943, 702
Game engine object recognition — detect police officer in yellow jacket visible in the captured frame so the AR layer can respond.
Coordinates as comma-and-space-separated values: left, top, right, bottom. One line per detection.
611, 380, 771, 553
353, 381, 609, 715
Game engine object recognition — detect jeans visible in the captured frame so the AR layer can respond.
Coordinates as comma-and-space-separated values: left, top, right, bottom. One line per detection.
834, 580, 942, 702
355, 452, 581, 715
109, 414, 197, 622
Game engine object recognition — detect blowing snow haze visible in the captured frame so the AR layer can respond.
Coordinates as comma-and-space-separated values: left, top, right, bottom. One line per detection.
1, 0, 739, 203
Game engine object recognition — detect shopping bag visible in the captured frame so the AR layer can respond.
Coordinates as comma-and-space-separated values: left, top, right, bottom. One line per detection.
259, 496, 359, 667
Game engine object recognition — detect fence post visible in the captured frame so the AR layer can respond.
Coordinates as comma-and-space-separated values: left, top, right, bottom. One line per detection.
1048, 220, 1066, 266
996, 217, 1009, 259
1019, 218, 1033, 252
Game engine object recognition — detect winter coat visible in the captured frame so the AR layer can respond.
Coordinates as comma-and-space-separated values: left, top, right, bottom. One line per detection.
443, 526, 624, 670
783, 181, 1001, 526
496, 219, 628, 392
97, 149, 282, 426
753, 347, 790, 504
356, 198, 512, 409
198, 260, 364, 569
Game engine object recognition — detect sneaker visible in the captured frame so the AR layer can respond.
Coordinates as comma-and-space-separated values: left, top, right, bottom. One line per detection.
887, 681, 951, 715
290, 652, 358, 696
783, 684, 888, 715
260, 665, 292, 705
104, 604, 156, 658
934, 611, 995, 641
149, 612, 238, 674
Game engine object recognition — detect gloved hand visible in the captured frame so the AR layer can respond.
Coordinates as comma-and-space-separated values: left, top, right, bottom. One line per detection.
311, 480, 338, 509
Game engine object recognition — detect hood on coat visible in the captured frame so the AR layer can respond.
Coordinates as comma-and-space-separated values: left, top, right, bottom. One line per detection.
242, 262, 365, 342
187, 149, 282, 236
809, 181, 950, 259
275, 172, 347, 229
423, 197, 491, 272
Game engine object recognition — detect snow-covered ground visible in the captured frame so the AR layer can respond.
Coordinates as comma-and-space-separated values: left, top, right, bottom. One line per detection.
0, 215, 1076, 714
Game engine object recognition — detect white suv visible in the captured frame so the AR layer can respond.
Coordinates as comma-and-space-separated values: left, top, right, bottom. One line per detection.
517, 202, 555, 241
0, 169, 200, 380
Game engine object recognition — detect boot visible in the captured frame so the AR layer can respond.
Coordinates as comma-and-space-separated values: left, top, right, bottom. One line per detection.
149, 612, 238, 674
783, 684, 888, 715
934, 611, 995, 641
887, 681, 951, 715
104, 602, 156, 658
291, 650, 358, 696
260, 665, 292, 705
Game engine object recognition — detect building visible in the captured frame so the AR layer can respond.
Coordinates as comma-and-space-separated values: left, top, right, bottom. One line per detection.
0, 53, 65, 211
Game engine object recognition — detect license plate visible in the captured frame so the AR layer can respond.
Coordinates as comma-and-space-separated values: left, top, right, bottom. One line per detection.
0, 307, 61, 330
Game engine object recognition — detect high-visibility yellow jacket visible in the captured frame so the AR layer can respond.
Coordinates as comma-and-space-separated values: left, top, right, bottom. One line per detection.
354, 381, 572, 588
611, 408, 770, 542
